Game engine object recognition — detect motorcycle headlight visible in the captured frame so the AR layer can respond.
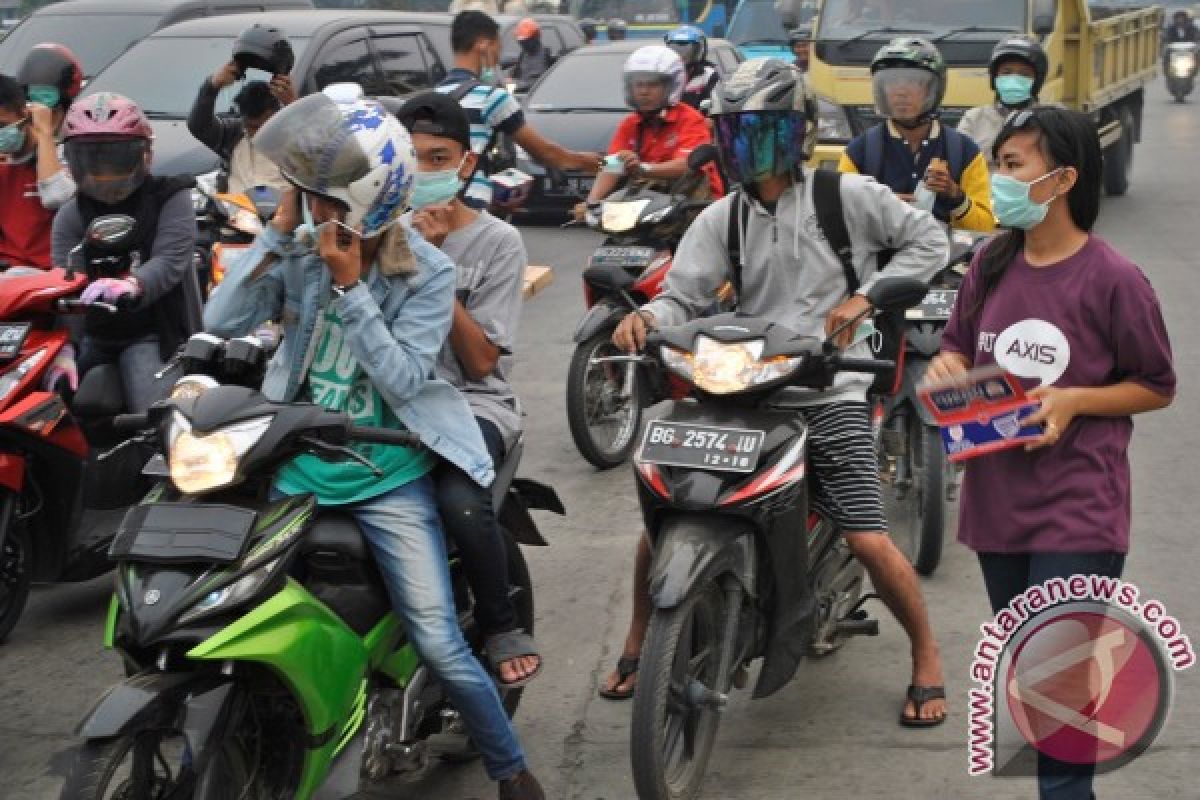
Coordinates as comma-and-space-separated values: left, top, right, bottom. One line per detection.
178, 557, 280, 625
169, 374, 219, 401
816, 96, 854, 143
664, 336, 804, 395
641, 206, 673, 226
167, 412, 273, 495
1171, 55, 1195, 75
216, 199, 264, 235
602, 199, 650, 232
0, 349, 47, 403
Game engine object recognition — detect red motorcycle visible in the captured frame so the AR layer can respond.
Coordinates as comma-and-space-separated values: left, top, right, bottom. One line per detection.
566, 151, 723, 469
0, 215, 150, 642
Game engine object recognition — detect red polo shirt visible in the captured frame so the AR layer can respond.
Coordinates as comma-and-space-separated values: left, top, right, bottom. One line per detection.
608, 103, 723, 197
0, 160, 54, 268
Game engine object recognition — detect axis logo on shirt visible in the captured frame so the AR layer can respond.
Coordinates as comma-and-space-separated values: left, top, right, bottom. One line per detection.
993, 318, 1071, 385
967, 576, 1194, 778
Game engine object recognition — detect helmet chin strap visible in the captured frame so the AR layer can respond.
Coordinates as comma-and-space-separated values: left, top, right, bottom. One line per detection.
893, 111, 936, 131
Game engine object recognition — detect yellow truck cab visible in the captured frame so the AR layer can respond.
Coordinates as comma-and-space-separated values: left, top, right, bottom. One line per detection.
781, 0, 1162, 195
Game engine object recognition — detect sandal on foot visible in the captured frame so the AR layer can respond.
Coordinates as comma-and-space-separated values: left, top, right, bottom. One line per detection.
899, 684, 947, 728
597, 656, 639, 700
485, 630, 542, 689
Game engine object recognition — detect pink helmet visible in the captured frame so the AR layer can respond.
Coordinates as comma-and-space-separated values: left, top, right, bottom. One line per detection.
63, 92, 153, 141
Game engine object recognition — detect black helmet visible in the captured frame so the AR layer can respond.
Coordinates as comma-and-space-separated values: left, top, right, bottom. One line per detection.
989, 36, 1048, 98
607, 18, 628, 40
16, 43, 84, 107
233, 24, 294, 76
870, 37, 946, 122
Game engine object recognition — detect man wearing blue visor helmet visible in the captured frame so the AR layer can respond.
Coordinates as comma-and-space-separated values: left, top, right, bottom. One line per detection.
664, 25, 719, 109
606, 59, 951, 728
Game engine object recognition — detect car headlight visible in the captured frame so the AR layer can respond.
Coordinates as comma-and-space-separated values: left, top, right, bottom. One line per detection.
167, 412, 273, 494
816, 96, 854, 143
664, 336, 804, 395
178, 557, 280, 625
0, 349, 47, 403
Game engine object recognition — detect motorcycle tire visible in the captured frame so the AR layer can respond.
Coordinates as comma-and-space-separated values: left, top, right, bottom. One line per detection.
566, 331, 646, 470
912, 420, 946, 577
630, 585, 725, 800
1174, 90, 1188, 103
0, 497, 31, 644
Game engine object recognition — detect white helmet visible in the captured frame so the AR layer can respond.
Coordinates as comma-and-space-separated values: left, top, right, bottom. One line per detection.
623, 45, 685, 111
254, 84, 417, 238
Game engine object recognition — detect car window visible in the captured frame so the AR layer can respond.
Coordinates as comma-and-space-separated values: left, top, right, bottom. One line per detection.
526, 50, 625, 111
0, 13, 161, 76
314, 36, 382, 94
373, 33, 435, 95
85, 34, 311, 118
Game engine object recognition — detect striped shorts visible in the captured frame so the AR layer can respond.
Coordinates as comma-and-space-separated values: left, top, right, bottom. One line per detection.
802, 402, 888, 534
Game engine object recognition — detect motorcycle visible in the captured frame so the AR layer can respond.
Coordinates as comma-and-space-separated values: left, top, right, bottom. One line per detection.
623, 277, 928, 799
192, 171, 280, 295
59, 334, 564, 799
1166, 42, 1199, 102
874, 230, 978, 576
0, 215, 150, 643
566, 151, 720, 469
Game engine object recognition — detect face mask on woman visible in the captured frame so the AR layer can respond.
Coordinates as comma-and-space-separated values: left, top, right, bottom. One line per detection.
995, 74, 1035, 106
990, 168, 1063, 230
0, 118, 28, 154
409, 156, 467, 210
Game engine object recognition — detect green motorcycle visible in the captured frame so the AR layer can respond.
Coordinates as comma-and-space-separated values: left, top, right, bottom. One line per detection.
59, 345, 562, 799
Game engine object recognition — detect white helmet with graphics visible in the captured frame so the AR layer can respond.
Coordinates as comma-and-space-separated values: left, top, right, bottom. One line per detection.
255, 84, 417, 237
623, 45, 685, 111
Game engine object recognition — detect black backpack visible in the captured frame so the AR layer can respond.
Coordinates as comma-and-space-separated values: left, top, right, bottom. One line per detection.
725, 170, 905, 395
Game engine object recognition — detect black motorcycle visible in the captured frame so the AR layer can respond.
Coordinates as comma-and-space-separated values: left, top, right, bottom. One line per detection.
623, 278, 928, 800
1166, 42, 1199, 102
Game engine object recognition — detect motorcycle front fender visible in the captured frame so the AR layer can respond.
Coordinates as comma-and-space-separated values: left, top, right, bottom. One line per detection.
647, 513, 755, 610
572, 303, 626, 343
76, 671, 218, 740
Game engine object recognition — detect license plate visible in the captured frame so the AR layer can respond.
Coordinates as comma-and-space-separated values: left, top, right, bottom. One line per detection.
110, 502, 258, 564
637, 421, 765, 473
0, 322, 31, 361
905, 288, 958, 321
591, 246, 657, 267
546, 176, 593, 197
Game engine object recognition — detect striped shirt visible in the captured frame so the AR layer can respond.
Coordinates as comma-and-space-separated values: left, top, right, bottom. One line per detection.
437, 68, 526, 207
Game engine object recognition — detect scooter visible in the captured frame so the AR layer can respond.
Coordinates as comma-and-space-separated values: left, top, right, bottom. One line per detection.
0, 215, 148, 643
192, 171, 280, 295
1166, 41, 1199, 102
566, 153, 719, 469
623, 277, 928, 800
60, 334, 564, 799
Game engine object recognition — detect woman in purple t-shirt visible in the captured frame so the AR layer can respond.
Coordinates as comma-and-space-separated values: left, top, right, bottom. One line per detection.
927, 108, 1175, 799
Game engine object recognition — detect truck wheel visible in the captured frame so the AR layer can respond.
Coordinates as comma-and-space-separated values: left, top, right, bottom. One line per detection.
1103, 109, 1134, 196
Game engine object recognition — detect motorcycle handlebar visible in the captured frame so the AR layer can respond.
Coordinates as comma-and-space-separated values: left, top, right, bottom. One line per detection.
114, 413, 150, 434
345, 426, 422, 448
832, 356, 896, 374
57, 298, 118, 314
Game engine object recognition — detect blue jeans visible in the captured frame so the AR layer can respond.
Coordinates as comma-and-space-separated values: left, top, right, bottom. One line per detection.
77, 334, 166, 413
978, 551, 1127, 800
336, 476, 526, 781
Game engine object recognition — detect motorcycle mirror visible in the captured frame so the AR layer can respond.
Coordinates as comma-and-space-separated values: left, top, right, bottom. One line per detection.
687, 144, 718, 172
865, 277, 931, 312
85, 215, 138, 251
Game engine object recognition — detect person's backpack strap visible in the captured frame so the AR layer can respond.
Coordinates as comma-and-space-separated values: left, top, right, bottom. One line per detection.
862, 123, 887, 183
446, 78, 481, 103
725, 190, 750, 298
812, 170, 859, 295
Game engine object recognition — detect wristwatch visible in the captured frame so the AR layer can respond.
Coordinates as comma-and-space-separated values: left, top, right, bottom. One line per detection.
331, 280, 361, 298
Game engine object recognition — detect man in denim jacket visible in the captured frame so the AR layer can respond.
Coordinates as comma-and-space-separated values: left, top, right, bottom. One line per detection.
203, 87, 544, 800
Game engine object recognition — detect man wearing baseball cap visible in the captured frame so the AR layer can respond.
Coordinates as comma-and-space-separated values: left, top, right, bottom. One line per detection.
395, 91, 541, 692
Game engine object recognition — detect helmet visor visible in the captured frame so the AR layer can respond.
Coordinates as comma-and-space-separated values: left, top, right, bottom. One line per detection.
64, 138, 148, 204
666, 41, 701, 65
872, 68, 938, 122
715, 111, 808, 184
253, 92, 371, 196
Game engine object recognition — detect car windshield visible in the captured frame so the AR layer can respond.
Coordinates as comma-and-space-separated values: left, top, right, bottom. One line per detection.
575, 0, 680, 25
0, 13, 161, 76
817, 0, 1025, 38
86, 35, 310, 119
526, 50, 626, 110
730, 0, 817, 45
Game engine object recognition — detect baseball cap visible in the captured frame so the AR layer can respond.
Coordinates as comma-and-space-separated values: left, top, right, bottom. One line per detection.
394, 91, 471, 153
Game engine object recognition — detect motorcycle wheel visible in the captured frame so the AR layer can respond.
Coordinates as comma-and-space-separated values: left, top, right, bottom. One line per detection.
58, 729, 258, 800
910, 419, 946, 577
1175, 90, 1188, 103
630, 585, 724, 800
0, 494, 31, 644
566, 331, 645, 469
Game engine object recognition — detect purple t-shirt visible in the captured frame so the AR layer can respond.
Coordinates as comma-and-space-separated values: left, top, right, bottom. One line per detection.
941, 235, 1175, 554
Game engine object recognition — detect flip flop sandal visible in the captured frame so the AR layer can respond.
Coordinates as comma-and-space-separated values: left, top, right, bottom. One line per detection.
485, 630, 543, 689
597, 656, 639, 700
899, 684, 947, 728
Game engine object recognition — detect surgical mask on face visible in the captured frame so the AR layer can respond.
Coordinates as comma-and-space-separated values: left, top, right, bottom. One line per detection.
995, 74, 1035, 106
296, 194, 363, 248
0, 119, 27, 154
410, 156, 466, 210
990, 169, 1063, 230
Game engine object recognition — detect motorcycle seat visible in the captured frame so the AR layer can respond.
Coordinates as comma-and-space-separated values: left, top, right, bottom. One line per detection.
304, 511, 371, 561
73, 364, 125, 419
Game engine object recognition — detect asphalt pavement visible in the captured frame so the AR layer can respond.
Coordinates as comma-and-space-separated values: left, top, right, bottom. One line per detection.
4, 81, 1200, 800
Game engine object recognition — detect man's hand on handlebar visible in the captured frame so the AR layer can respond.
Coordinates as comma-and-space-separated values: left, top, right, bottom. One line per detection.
613, 310, 655, 353
825, 294, 872, 350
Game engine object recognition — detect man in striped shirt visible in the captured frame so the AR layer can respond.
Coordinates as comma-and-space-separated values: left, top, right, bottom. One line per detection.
438, 11, 602, 209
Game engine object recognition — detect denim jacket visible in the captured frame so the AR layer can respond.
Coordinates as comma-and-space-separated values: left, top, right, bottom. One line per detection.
203, 223, 495, 488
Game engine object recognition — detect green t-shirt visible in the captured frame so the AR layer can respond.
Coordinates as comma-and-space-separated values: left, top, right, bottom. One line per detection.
275, 306, 434, 505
